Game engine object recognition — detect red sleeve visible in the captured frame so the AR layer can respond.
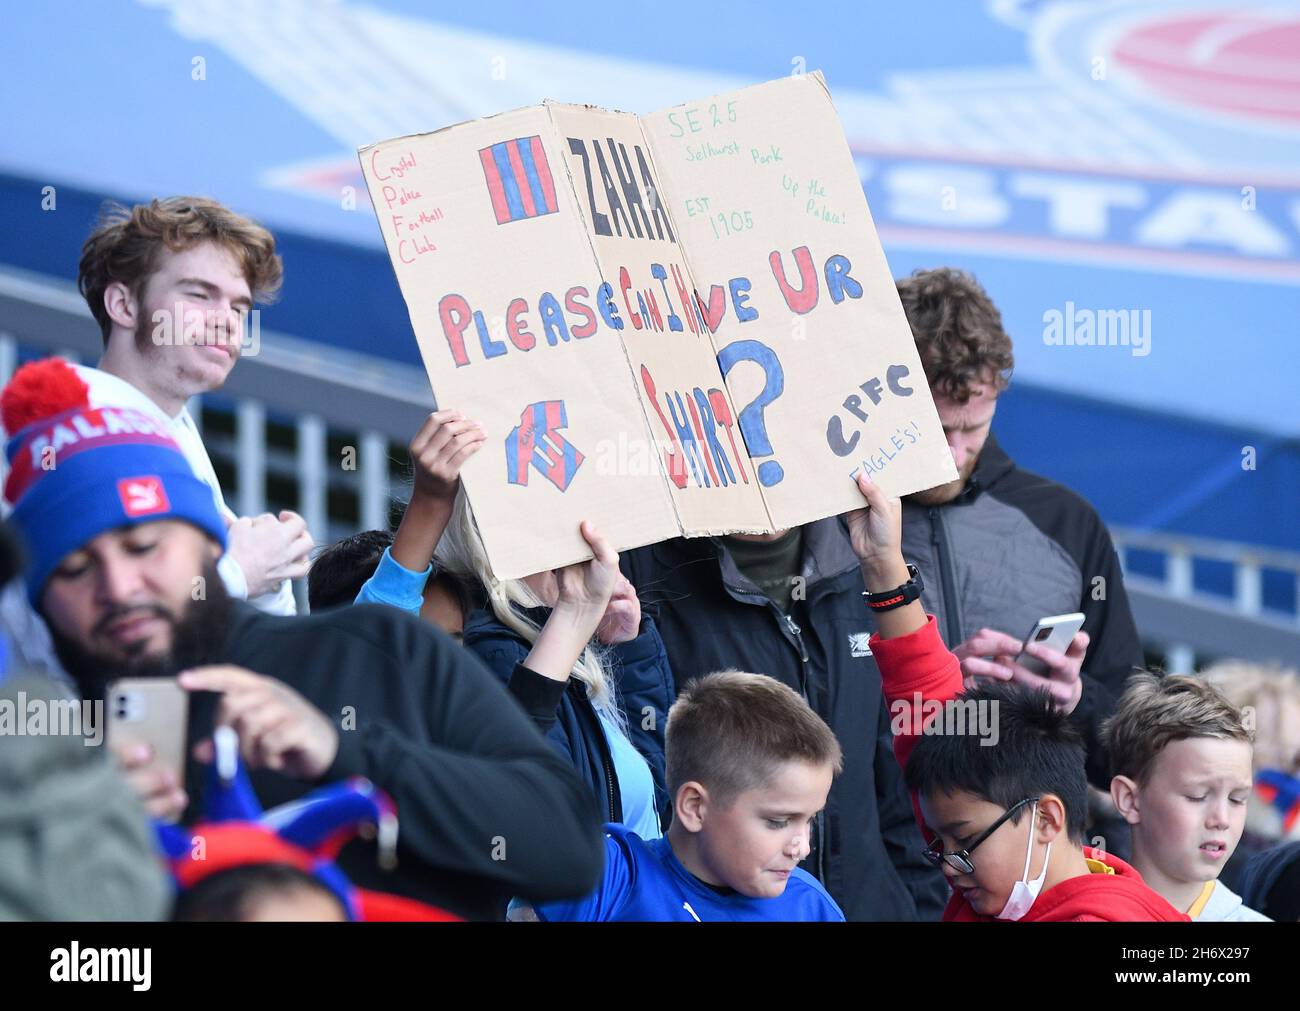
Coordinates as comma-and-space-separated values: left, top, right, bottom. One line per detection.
868, 615, 964, 840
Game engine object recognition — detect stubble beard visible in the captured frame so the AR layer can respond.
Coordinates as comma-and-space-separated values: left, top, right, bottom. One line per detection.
904, 454, 980, 507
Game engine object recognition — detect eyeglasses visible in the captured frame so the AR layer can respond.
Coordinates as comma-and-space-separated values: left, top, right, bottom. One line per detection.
922, 797, 1039, 875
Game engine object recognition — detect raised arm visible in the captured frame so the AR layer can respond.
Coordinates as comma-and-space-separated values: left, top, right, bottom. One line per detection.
355, 410, 484, 614
481, 520, 621, 736
844, 472, 963, 772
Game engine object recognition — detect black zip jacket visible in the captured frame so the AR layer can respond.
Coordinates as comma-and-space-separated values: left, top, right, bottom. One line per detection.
901, 433, 1143, 787
621, 519, 949, 921
180, 602, 604, 921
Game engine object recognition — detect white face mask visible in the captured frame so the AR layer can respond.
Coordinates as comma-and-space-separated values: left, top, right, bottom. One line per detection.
995, 800, 1051, 921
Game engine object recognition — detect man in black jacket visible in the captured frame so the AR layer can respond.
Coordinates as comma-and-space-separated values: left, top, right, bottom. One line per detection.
895, 268, 1144, 789
621, 521, 949, 921
2, 359, 603, 920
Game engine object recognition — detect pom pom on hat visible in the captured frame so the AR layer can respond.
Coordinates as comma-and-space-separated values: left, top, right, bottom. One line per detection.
0, 356, 228, 605
1, 358, 89, 434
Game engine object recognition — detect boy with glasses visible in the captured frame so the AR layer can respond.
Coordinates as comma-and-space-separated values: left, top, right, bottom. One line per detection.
847, 473, 1186, 921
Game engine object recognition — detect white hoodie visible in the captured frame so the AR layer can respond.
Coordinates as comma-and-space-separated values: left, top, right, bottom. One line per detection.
76, 365, 296, 616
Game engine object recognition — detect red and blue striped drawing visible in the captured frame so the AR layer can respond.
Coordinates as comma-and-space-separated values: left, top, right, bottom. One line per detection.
479, 135, 559, 225
505, 400, 584, 492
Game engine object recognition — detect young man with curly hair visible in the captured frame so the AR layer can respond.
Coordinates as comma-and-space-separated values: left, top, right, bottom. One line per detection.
895, 268, 1143, 793
75, 196, 312, 615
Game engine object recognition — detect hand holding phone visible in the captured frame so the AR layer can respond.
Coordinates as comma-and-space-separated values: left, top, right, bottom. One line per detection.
1013, 613, 1086, 676
954, 616, 1089, 715
107, 677, 189, 821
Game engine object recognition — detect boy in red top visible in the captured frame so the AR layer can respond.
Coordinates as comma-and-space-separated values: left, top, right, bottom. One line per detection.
847, 473, 1187, 922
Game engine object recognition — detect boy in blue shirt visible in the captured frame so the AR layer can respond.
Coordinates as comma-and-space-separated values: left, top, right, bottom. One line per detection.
536, 670, 845, 921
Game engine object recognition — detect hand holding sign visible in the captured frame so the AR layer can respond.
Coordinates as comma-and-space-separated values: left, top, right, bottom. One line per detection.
523, 521, 624, 681
389, 410, 485, 574
846, 471, 926, 639
844, 471, 905, 584
411, 410, 486, 502
552, 520, 620, 620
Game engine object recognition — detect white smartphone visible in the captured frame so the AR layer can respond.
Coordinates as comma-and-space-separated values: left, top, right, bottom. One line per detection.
106, 677, 189, 783
1014, 613, 1085, 676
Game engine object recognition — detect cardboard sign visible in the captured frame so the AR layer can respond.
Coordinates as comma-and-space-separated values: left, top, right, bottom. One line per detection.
360, 72, 956, 579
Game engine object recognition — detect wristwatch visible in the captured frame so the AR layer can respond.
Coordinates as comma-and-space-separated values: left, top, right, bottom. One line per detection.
862, 563, 924, 612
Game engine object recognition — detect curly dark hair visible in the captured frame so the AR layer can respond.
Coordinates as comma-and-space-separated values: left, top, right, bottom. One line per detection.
895, 268, 1014, 403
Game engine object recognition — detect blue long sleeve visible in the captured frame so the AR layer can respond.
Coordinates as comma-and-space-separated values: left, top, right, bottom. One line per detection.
353, 546, 431, 616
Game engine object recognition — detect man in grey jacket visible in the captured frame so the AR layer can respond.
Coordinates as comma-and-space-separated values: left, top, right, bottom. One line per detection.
895, 268, 1144, 789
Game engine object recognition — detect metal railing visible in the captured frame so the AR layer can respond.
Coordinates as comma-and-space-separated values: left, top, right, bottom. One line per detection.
3, 263, 1299, 669
0, 264, 436, 611
1113, 528, 1300, 673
